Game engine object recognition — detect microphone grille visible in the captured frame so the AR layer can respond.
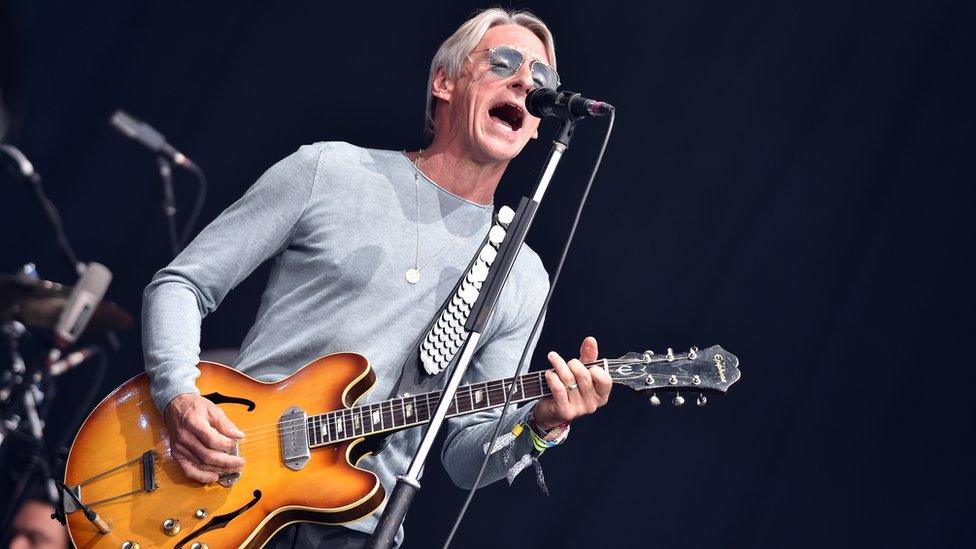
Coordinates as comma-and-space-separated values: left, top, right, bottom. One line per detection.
526, 88, 559, 118
110, 110, 139, 138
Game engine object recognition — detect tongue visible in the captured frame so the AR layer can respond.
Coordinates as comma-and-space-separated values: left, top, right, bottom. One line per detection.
490, 114, 514, 130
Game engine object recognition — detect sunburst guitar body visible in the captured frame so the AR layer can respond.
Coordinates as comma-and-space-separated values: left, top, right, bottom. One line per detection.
65, 353, 384, 549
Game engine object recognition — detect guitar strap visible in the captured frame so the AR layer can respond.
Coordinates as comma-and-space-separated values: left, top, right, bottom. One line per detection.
374, 207, 512, 451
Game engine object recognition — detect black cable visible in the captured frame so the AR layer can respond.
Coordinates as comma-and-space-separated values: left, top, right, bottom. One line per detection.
51, 346, 107, 454
442, 108, 616, 549
178, 162, 208, 249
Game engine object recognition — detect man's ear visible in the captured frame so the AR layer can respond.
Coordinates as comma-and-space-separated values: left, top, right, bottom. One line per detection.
431, 65, 454, 103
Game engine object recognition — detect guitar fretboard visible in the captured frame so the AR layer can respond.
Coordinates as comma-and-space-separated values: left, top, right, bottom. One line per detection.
304, 370, 555, 447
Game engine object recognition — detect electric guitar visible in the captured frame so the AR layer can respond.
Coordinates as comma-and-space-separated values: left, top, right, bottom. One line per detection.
62, 345, 740, 548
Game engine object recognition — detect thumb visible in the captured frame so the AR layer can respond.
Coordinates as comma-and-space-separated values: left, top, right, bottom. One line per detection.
210, 406, 244, 439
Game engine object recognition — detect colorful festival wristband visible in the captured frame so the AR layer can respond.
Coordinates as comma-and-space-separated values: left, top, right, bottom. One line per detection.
528, 412, 570, 453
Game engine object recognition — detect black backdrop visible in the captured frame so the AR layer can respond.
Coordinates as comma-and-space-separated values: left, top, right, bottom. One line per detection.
1, 1, 973, 547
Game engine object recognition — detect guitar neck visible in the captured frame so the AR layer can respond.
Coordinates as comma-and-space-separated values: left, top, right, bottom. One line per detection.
305, 368, 564, 448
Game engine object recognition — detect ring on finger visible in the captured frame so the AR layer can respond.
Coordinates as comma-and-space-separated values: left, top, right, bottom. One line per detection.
566, 383, 579, 391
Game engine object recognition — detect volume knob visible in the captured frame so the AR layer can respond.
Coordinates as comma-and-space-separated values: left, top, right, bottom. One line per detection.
162, 519, 181, 536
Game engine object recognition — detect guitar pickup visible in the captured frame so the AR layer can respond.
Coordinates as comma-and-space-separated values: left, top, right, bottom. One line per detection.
142, 450, 158, 492
279, 406, 310, 471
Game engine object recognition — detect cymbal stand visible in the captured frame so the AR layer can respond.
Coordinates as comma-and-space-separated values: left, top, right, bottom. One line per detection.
0, 323, 60, 536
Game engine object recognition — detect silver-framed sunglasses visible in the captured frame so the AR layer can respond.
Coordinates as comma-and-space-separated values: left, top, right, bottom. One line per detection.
468, 45, 560, 90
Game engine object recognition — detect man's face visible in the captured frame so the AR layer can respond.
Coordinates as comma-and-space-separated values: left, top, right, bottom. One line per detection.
9, 501, 68, 549
434, 24, 553, 163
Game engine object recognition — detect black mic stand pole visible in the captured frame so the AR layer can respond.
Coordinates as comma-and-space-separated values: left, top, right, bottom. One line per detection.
1, 145, 84, 277
367, 117, 580, 549
157, 157, 180, 257
8, 148, 122, 349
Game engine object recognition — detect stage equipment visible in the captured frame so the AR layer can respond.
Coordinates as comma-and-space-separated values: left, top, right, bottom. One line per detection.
110, 110, 197, 169
60, 346, 739, 547
370, 97, 615, 549
0, 263, 118, 536
439, 93, 618, 548
109, 110, 208, 257
1, 144, 84, 276
525, 88, 613, 119
0, 273, 133, 335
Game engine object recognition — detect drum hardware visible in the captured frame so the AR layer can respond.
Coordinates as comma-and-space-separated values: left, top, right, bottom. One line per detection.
0, 263, 131, 537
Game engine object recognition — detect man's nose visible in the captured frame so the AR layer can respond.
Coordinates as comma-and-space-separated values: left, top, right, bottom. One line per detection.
508, 62, 535, 94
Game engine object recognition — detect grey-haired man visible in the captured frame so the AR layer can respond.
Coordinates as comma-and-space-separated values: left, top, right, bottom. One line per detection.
144, 8, 611, 548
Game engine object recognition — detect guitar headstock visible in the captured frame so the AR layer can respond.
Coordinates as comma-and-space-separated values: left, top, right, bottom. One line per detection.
603, 345, 740, 406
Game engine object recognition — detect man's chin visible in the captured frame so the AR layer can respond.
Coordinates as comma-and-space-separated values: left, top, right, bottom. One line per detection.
477, 132, 529, 162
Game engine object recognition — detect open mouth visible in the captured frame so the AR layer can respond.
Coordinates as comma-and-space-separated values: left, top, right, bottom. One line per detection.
488, 102, 524, 132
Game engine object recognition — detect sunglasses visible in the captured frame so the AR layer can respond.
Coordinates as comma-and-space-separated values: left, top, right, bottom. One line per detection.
468, 45, 561, 91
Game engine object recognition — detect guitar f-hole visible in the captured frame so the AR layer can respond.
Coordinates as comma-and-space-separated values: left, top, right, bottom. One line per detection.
175, 490, 262, 549
202, 392, 256, 411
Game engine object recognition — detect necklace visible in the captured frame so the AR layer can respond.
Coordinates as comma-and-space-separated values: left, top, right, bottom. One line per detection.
405, 150, 480, 285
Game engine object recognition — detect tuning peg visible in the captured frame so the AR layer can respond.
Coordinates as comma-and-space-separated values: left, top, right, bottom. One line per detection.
649, 393, 661, 406
689, 346, 698, 359
643, 350, 654, 362
673, 393, 685, 406
697, 393, 707, 407
666, 348, 675, 362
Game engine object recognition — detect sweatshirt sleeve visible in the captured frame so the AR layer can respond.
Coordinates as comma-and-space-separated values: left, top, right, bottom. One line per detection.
439, 274, 550, 489
142, 144, 323, 413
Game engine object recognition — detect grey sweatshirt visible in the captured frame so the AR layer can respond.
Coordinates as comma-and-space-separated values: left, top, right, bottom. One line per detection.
141, 141, 550, 544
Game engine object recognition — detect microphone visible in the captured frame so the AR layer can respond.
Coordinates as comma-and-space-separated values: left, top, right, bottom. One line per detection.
0, 143, 40, 183
52, 262, 112, 350
49, 345, 100, 376
526, 89, 613, 119
110, 110, 196, 168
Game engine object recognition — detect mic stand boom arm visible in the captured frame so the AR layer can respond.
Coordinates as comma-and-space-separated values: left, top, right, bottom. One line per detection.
367, 117, 579, 549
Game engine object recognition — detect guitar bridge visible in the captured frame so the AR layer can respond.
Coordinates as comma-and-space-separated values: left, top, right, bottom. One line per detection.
217, 442, 242, 487
142, 450, 158, 492
279, 406, 310, 471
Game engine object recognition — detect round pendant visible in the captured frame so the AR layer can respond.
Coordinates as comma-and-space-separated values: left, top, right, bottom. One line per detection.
405, 268, 421, 284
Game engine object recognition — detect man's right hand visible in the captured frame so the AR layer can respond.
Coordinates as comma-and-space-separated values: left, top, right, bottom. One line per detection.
163, 393, 245, 484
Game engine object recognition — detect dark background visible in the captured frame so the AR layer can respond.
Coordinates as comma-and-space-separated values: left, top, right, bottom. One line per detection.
1, 0, 973, 547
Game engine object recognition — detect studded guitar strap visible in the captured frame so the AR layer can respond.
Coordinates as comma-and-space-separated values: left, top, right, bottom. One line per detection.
386, 205, 515, 401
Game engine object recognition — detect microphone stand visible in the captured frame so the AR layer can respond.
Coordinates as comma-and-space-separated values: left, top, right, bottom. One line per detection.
157, 157, 180, 258
20, 166, 85, 276
367, 117, 580, 549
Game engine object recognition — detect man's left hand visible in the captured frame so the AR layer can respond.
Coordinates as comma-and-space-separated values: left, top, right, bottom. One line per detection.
533, 336, 612, 431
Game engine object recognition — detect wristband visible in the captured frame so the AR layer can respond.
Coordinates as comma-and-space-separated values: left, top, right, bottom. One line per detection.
528, 411, 570, 453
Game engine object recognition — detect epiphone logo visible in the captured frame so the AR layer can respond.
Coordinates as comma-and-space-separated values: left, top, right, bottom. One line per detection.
713, 354, 727, 384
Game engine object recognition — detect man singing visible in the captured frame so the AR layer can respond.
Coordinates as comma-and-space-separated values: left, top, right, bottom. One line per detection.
143, 7, 612, 547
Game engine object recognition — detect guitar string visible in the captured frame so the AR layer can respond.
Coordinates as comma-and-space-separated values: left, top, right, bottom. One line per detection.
103, 374, 577, 477
132, 356, 703, 440
131, 373, 713, 473
76, 373, 713, 504
74, 358, 716, 483
144, 377, 557, 468
122, 368, 708, 459
115, 355, 696, 416
143, 369, 707, 449
77, 374, 556, 480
